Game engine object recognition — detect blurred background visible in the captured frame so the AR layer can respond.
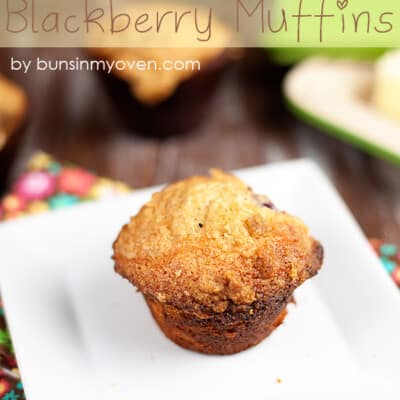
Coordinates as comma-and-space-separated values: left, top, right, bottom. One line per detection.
0, 47, 399, 242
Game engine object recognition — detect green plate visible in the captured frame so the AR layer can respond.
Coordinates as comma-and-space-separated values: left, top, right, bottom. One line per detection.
269, 47, 386, 66
283, 58, 400, 166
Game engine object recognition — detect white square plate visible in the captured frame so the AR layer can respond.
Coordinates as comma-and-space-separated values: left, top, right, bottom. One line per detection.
1, 159, 400, 399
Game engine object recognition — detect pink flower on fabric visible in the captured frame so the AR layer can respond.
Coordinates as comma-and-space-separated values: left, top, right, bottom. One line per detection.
58, 168, 96, 197
13, 171, 56, 201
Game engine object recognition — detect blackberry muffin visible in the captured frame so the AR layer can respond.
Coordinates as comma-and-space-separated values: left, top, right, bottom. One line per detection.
113, 170, 323, 355
0, 75, 27, 193
89, 4, 235, 136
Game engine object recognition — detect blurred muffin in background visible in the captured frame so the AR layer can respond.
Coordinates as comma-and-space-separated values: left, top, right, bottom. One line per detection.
89, 3, 236, 136
0, 75, 27, 194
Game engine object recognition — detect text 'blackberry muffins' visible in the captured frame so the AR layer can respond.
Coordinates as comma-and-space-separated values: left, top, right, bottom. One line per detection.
113, 170, 323, 355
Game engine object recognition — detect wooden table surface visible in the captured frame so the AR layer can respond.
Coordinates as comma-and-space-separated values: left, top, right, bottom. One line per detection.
1, 48, 399, 242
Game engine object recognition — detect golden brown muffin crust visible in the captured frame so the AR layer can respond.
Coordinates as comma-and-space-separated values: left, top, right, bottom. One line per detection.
0, 75, 27, 150
92, 46, 230, 105
114, 170, 322, 313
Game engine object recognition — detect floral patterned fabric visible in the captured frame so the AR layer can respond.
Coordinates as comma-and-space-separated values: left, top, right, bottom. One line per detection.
0, 152, 130, 222
0, 152, 398, 400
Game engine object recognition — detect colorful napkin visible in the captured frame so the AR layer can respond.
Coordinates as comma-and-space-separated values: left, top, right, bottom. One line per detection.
0, 152, 130, 222
370, 239, 400, 286
0, 152, 398, 400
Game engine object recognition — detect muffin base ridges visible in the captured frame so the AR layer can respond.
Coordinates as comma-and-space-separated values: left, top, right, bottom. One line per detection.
145, 295, 289, 355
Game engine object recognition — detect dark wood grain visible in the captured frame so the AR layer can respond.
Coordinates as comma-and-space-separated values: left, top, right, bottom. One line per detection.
1, 48, 399, 242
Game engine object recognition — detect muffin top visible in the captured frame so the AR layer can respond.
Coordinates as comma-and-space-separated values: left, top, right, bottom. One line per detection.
114, 170, 322, 313
93, 46, 230, 105
89, 3, 233, 105
0, 75, 26, 150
